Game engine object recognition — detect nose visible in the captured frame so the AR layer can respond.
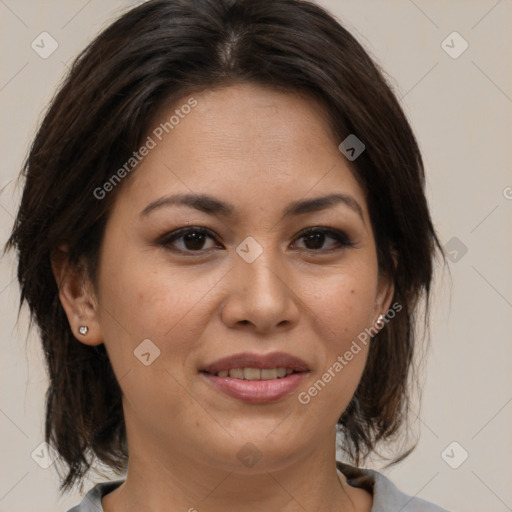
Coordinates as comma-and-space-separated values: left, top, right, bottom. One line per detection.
220, 249, 300, 334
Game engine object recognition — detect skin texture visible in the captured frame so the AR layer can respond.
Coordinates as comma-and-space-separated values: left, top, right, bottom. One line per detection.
53, 83, 394, 512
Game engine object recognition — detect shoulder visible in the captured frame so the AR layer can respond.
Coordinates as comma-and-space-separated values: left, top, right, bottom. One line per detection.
68, 467, 451, 512
66, 480, 124, 512
337, 462, 451, 512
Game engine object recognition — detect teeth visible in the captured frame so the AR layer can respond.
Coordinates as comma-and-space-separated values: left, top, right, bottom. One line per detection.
214, 367, 295, 380
260, 368, 281, 380
229, 368, 245, 379
244, 368, 261, 380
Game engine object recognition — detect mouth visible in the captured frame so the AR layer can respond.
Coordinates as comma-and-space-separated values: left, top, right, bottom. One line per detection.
201, 367, 300, 380
199, 351, 310, 376
199, 352, 310, 403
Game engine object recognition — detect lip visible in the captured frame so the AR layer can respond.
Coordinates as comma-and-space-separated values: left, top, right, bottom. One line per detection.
200, 351, 310, 374
200, 371, 308, 403
199, 351, 310, 404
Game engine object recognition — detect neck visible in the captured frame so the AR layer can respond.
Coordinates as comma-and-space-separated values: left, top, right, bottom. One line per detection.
101, 423, 365, 512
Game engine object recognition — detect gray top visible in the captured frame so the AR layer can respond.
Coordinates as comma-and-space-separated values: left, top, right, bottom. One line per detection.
67, 463, 449, 512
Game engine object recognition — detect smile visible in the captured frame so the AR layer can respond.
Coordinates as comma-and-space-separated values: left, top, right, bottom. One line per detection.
206, 367, 296, 380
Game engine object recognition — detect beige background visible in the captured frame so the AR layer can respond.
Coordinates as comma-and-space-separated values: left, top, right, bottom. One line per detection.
1, 1, 511, 511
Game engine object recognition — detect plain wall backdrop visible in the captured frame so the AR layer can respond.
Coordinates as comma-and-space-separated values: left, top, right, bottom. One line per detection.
1, 1, 511, 511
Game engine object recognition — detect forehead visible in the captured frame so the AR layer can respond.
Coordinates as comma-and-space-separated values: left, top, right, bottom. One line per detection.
117, 83, 368, 220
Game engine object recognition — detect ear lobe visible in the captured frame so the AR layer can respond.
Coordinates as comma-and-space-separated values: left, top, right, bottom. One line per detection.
51, 245, 103, 346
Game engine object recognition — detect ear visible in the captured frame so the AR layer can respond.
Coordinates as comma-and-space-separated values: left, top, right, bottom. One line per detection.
373, 250, 398, 328
374, 272, 395, 326
51, 244, 103, 346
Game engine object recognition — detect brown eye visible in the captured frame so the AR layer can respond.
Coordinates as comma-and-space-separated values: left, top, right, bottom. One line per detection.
293, 227, 355, 252
158, 226, 355, 255
159, 227, 220, 253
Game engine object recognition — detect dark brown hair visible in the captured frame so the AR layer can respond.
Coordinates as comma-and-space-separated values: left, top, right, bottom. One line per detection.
5, 0, 444, 494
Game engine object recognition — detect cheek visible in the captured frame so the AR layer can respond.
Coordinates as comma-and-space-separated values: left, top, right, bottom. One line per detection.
299, 267, 377, 409
96, 250, 223, 377
95, 257, 212, 414
297, 274, 375, 424
98, 249, 210, 335
306, 268, 378, 346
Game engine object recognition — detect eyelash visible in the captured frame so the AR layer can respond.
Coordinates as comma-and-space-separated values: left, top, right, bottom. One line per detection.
157, 226, 356, 256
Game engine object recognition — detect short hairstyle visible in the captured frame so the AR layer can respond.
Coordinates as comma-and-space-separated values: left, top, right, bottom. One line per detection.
5, 0, 444, 494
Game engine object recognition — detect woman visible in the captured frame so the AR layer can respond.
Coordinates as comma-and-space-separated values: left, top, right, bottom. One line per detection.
6, 0, 448, 510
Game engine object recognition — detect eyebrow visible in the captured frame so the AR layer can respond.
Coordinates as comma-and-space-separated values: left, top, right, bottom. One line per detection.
140, 192, 365, 223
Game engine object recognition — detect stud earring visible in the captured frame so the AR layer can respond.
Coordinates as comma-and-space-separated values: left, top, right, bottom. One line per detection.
78, 325, 89, 335
377, 314, 385, 325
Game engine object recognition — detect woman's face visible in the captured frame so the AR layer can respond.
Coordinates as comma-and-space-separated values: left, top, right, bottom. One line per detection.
80, 83, 393, 472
